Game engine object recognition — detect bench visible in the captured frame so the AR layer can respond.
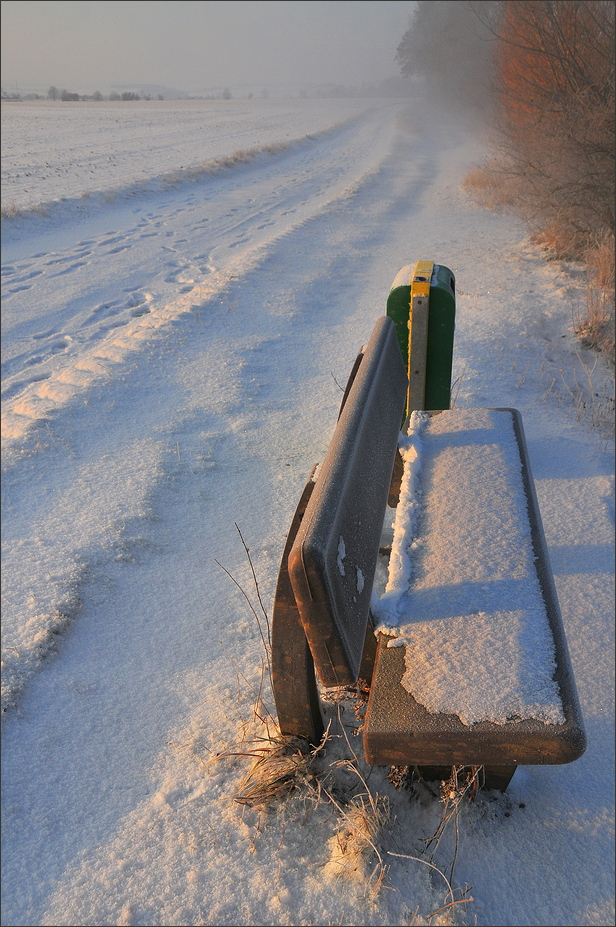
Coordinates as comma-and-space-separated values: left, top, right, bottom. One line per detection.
271, 268, 586, 792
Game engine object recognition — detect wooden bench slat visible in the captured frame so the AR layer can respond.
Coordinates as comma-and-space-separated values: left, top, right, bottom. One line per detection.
288, 316, 408, 687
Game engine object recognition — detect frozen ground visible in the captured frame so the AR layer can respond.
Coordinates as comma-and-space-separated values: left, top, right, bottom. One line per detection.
1, 96, 614, 927
0, 98, 371, 214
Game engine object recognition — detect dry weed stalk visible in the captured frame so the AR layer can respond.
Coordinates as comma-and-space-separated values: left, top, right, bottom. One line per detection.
323, 759, 391, 900
389, 850, 473, 927
558, 354, 615, 437
422, 766, 482, 885
574, 236, 615, 365
388, 766, 479, 924
215, 523, 273, 689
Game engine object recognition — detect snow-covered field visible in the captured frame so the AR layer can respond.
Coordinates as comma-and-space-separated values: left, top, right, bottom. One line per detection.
1, 96, 614, 927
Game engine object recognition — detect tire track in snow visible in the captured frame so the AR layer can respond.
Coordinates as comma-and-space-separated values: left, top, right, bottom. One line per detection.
1, 106, 401, 457
1, 103, 423, 720
0, 117, 452, 925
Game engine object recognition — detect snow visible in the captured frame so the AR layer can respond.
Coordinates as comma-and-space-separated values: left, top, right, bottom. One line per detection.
2, 96, 614, 927
374, 409, 564, 727
337, 536, 346, 577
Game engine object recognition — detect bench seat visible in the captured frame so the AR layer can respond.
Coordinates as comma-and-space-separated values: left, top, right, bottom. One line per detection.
366, 407, 585, 771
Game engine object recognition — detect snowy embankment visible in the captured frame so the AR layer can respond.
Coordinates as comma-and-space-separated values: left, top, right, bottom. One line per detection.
1, 97, 614, 927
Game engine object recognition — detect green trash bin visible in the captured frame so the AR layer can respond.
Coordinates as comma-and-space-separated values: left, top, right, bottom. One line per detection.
387, 261, 456, 415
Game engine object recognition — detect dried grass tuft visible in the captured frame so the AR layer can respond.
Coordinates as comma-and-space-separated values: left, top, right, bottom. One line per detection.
462, 161, 520, 211
574, 287, 615, 363
586, 233, 615, 291
325, 790, 390, 899
328, 791, 389, 864
233, 734, 318, 807
574, 233, 616, 365
1, 201, 21, 219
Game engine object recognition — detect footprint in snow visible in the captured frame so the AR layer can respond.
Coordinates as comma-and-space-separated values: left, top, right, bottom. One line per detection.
51, 338, 71, 353
126, 292, 147, 309
5, 284, 32, 294
51, 261, 88, 277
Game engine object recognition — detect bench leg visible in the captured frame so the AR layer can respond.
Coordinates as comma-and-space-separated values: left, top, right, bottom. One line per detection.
271, 470, 324, 746
482, 765, 517, 791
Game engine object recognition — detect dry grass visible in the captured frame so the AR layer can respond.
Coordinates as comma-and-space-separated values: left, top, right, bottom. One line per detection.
324, 787, 390, 897
462, 161, 520, 211
586, 233, 616, 291
231, 733, 320, 807
465, 163, 615, 370
574, 285, 615, 363
1, 200, 51, 220
530, 219, 590, 263
575, 234, 616, 364
211, 529, 484, 916
1, 201, 21, 218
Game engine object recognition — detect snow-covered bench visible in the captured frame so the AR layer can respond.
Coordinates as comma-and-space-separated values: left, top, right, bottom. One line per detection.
271, 314, 586, 791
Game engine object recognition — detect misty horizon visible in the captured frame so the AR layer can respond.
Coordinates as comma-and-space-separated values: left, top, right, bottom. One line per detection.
1, 1, 417, 98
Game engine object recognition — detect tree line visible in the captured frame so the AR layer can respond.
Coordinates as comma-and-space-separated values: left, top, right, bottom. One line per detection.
396, 0, 614, 358
46, 87, 163, 101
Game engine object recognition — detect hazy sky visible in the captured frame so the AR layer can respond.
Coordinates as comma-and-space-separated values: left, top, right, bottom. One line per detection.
1, 1, 417, 94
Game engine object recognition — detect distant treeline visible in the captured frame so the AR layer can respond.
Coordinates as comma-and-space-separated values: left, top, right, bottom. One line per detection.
2, 76, 415, 104
48, 87, 164, 101
0, 87, 165, 101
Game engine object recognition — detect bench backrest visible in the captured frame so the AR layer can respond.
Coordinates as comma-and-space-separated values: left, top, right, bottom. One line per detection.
288, 316, 408, 687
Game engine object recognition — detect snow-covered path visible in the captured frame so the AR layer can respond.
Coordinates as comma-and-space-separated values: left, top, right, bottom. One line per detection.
2, 98, 614, 927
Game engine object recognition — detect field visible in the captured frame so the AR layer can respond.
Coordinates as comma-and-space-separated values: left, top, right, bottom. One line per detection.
1, 96, 614, 927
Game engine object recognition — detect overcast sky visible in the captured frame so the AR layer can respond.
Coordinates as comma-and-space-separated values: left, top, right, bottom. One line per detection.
1, 1, 417, 95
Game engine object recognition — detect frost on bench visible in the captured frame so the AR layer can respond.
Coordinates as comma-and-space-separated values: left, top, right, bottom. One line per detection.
365, 408, 586, 767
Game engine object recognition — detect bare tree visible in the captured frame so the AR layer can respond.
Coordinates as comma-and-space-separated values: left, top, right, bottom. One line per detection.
482, 1, 615, 254
395, 1, 501, 115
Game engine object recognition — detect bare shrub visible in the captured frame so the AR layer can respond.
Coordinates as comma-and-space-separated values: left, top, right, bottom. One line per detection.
491, 1, 615, 258
463, 2, 615, 365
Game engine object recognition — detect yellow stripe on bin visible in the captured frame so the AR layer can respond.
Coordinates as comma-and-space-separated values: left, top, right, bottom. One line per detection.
407, 260, 434, 415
